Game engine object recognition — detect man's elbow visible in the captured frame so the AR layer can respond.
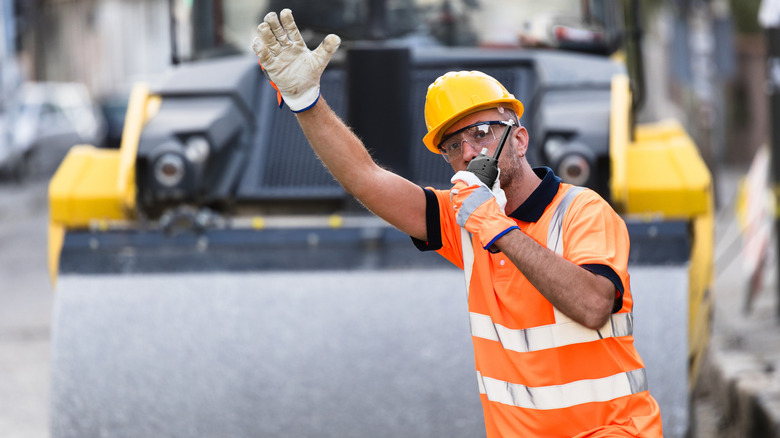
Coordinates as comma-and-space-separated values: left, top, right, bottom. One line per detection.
581, 296, 614, 330
582, 313, 610, 330
578, 276, 618, 329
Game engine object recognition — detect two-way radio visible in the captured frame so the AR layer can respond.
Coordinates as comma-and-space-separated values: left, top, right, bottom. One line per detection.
465, 120, 515, 187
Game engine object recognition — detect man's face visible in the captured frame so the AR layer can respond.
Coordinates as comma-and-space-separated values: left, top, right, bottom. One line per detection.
440, 109, 528, 180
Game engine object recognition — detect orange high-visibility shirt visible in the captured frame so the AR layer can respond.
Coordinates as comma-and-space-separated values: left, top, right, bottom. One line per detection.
412, 168, 663, 437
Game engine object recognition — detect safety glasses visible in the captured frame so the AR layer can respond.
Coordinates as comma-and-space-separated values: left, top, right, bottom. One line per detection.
437, 120, 514, 163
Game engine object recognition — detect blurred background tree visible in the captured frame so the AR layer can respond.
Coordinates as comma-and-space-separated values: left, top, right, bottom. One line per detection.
730, 0, 762, 35
727, 0, 765, 167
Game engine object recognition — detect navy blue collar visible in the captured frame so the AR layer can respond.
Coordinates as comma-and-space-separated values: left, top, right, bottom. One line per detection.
508, 167, 561, 222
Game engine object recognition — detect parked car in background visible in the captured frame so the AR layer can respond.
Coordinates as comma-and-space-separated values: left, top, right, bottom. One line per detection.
0, 82, 106, 180
0, 111, 27, 181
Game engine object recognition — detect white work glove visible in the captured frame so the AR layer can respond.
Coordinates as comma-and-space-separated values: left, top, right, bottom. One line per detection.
450, 170, 517, 251
450, 170, 507, 213
251, 9, 341, 112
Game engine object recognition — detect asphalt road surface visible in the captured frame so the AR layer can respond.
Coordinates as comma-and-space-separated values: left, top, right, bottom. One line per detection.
0, 177, 52, 438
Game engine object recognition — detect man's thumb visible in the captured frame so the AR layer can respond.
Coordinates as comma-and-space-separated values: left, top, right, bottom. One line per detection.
314, 34, 341, 61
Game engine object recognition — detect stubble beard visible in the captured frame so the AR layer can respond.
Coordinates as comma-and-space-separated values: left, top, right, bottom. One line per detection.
498, 144, 524, 193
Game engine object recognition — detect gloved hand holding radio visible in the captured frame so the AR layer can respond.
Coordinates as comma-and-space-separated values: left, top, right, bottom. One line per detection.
251, 9, 341, 112
450, 170, 518, 251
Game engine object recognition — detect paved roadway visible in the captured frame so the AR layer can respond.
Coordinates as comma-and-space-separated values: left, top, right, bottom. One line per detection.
0, 177, 52, 438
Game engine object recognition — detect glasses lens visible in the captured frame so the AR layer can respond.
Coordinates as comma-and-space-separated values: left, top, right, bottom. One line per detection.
439, 148, 451, 162
463, 124, 495, 148
441, 139, 462, 161
438, 121, 505, 162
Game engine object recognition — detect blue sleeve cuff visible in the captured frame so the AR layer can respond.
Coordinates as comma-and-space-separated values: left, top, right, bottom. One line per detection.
581, 264, 624, 313
290, 92, 321, 113
483, 226, 519, 251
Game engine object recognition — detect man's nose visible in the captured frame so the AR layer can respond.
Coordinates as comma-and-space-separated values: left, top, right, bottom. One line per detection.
461, 140, 481, 162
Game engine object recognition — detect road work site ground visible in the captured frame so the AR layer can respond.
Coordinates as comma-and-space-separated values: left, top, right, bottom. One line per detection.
0, 165, 778, 437
691, 165, 780, 438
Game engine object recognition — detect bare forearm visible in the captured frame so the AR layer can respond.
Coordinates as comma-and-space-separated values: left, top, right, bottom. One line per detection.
295, 99, 428, 239
295, 99, 378, 194
495, 229, 615, 329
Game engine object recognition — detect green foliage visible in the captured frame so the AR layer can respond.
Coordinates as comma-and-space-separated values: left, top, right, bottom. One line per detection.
640, 0, 666, 15
731, 0, 763, 35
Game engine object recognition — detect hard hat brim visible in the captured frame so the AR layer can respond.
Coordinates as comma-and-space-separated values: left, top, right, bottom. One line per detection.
422, 99, 524, 154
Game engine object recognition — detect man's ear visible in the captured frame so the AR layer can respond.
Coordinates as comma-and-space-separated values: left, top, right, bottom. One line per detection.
514, 126, 529, 156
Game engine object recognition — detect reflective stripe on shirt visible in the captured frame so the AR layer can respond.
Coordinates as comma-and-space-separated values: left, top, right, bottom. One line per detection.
469, 311, 633, 353
461, 228, 475, 298
547, 186, 585, 256
476, 367, 648, 410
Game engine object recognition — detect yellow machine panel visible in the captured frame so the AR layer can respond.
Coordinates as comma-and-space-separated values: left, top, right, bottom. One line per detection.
49, 146, 127, 227
625, 121, 712, 218
47, 83, 161, 283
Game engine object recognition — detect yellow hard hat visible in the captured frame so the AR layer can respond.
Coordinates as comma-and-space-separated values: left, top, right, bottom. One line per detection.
422, 71, 524, 154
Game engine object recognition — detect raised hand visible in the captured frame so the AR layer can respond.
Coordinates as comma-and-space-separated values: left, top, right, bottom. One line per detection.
251, 9, 341, 112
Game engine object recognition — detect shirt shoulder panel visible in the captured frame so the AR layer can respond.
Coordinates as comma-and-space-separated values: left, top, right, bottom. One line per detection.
560, 188, 631, 297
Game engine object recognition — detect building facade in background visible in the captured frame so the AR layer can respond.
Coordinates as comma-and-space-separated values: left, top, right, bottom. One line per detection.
16, 0, 171, 99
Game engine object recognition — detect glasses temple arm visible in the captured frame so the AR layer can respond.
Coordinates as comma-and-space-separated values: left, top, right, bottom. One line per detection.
491, 121, 515, 161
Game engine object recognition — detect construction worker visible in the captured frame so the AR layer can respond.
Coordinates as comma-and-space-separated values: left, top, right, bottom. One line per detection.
252, 9, 663, 438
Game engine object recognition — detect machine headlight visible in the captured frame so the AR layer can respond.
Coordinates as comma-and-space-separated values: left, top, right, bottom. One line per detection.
544, 136, 594, 187
557, 154, 591, 186
185, 136, 210, 164
154, 152, 186, 187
